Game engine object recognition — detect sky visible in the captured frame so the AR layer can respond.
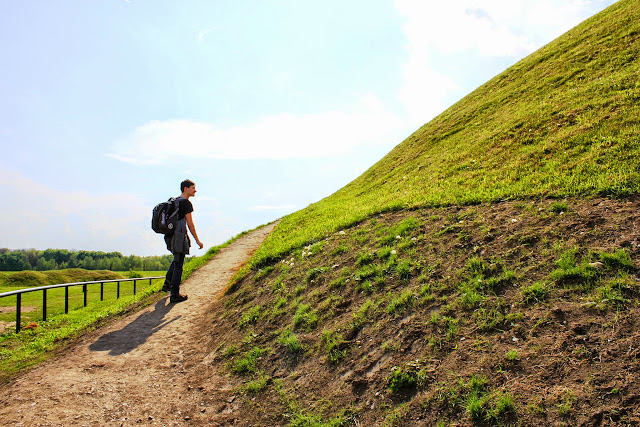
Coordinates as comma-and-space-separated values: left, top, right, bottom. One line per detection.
0, 0, 618, 256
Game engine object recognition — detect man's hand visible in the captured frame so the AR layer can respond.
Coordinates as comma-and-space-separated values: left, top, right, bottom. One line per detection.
197, 240, 204, 249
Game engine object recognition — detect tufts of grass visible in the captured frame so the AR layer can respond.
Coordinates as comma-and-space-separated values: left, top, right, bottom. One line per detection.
376, 246, 393, 260
254, 266, 275, 281
330, 245, 349, 256
395, 259, 413, 282
293, 304, 318, 331
392, 217, 420, 238
244, 371, 271, 394
356, 280, 373, 293
419, 283, 436, 305
493, 392, 517, 419
599, 248, 636, 271
472, 306, 506, 332
550, 201, 569, 213
522, 282, 549, 304
356, 252, 375, 266
505, 350, 520, 361
306, 267, 329, 283
328, 276, 346, 289
555, 390, 576, 417
586, 273, 636, 311
351, 298, 376, 330
231, 347, 267, 375
239, 305, 262, 329
279, 329, 303, 354
456, 283, 485, 309
388, 366, 417, 393
386, 289, 415, 315
321, 329, 347, 364
550, 248, 598, 286
353, 264, 381, 282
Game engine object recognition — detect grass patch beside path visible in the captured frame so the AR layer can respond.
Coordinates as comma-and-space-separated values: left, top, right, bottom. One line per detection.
0, 226, 265, 382
0, 277, 165, 382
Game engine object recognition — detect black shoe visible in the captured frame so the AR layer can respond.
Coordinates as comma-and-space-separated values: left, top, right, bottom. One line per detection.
161, 284, 171, 292
169, 294, 188, 303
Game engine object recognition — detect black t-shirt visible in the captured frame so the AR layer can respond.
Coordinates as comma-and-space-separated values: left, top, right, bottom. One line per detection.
176, 197, 193, 220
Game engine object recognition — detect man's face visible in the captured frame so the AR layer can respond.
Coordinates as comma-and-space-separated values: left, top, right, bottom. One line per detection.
186, 185, 197, 197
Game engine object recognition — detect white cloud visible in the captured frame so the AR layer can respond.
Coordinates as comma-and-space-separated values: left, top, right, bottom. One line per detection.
197, 28, 213, 43
107, 94, 407, 165
395, 0, 600, 57
397, 50, 461, 125
0, 169, 161, 255
107, 1, 617, 166
394, 0, 613, 124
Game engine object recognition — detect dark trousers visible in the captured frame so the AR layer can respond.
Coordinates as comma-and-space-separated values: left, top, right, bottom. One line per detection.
164, 252, 186, 297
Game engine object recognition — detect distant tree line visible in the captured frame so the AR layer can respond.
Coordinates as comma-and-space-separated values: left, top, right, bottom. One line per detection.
0, 248, 173, 272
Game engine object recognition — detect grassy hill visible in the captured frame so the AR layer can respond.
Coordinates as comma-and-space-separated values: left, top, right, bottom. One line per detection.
252, 0, 640, 269
196, 1, 640, 425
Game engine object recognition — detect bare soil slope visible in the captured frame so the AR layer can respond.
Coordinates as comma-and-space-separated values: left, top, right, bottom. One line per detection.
202, 197, 640, 426
0, 223, 277, 426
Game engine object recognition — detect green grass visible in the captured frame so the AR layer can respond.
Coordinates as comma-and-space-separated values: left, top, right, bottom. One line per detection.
522, 282, 549, 304
244, 371, 271, 393
239, 305, 262, 329
249, 0, 640, 268
388, 365, 417, 393
0, 270, 164, 327
321, 329, 347, 364
0, 276, 165, 381
0, 227, 258, 381
293, 304, 318, 331
231, 347, 268, 374
279, 329, 302, 354
0, 269, 125, 289
386, 289, 415, 315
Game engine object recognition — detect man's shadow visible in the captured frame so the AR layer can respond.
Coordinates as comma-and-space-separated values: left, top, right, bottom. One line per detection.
89, 298, 181, 356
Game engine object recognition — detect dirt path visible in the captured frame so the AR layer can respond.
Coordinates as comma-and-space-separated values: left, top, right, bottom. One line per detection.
0, 223, 278, 426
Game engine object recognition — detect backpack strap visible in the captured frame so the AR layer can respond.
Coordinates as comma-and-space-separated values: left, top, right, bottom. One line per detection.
172, 196, 183, 218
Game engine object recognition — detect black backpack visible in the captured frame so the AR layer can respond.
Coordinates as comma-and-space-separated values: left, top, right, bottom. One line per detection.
151, 197, 181, 234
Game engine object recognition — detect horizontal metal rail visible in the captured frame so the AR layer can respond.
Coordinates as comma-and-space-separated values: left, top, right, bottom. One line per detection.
0, 276, 164, 334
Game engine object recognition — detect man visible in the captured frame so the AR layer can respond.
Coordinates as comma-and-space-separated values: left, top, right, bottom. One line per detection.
163, 179, 204, 303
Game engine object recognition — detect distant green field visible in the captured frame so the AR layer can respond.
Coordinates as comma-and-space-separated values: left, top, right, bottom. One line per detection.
0, 270, 165, 329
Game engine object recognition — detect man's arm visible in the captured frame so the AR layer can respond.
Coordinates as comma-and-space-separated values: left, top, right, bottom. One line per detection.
185, 212, 204, 249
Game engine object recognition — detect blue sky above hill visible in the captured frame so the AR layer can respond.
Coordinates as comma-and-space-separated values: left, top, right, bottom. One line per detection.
0, 0, 617, 256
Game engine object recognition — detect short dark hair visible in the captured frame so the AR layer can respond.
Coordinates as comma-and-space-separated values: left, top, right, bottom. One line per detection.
181, 179, 195, 192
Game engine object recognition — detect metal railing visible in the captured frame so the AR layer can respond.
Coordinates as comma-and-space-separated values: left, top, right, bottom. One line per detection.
0, 276, 164, 333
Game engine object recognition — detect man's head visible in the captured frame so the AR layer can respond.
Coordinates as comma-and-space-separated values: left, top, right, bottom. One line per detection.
180, 179, 195, 192
180, 179, 197, 198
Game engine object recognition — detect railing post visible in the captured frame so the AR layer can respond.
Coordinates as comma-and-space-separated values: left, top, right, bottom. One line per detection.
83, 284, 88, 307
133, 279, 137, 295
65, 286, 69, 314
43, 289, 47, 322
117, 281, 120, 299
16, 293, 21, 333
100, 282, 104, 301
